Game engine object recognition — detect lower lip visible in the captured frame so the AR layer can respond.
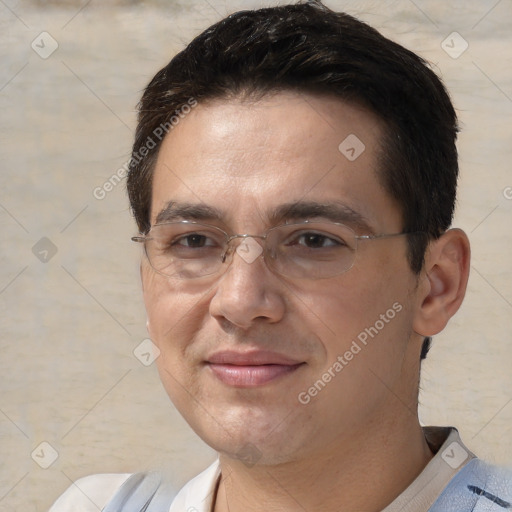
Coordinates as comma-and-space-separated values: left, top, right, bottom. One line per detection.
208, 363, 303, 387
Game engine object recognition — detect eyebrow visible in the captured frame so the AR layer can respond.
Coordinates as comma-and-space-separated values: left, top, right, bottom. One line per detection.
155, 200, 375, 234
155, 202, 223, 224
270, 201, 375, 233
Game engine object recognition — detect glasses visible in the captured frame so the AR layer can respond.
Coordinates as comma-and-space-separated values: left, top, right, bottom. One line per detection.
132, 220, 422, 280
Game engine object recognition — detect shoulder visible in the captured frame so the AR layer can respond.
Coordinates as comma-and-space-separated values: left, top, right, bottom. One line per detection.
431, 459, 512, 511
47, 463, 219, 512
48, 473, 132, 512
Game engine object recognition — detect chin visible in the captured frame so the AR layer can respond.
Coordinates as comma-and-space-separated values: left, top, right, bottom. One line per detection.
183, 401, 311, 466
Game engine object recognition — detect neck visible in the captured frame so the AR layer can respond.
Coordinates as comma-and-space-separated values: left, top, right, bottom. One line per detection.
213, 412, 433, 512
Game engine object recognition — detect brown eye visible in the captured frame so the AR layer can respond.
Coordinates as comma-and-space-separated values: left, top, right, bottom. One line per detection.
288, 231, 344, 249
175, 234, 212, 248
299, 233, 338, 248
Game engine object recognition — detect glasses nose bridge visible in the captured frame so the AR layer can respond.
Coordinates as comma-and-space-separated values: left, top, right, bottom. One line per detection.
221, 233, 270, 267
225, 232, 268, 246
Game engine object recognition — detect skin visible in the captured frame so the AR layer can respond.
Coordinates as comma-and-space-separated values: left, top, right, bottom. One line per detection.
140, 91, 470, 512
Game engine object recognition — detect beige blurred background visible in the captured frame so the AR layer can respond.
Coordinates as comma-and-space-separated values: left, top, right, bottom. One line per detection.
0, 0, 511, 509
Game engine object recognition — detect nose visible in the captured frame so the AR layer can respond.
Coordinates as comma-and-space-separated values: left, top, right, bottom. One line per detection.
209, 237, 286, 330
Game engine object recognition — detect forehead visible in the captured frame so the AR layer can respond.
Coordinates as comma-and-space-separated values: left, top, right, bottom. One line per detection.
150, 91, 401, 232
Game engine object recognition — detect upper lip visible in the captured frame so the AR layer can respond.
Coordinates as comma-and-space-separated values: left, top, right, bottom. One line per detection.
206, 350, 304, 366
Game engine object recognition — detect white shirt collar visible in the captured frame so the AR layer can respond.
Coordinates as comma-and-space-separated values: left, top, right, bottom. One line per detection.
382, 426, 475, 512
169, 459, 221, 512
169, 427, 475, 512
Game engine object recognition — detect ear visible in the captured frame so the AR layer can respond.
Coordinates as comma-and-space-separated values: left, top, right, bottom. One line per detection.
413, 228, 471, 337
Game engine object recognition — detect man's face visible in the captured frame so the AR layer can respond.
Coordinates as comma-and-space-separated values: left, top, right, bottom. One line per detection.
141, 92, 424, 465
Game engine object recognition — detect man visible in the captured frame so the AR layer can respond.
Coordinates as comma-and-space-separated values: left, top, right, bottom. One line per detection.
50, 1, 511, 510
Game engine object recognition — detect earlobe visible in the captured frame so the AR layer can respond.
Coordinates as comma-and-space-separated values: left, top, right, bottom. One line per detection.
413, 228, 471, 337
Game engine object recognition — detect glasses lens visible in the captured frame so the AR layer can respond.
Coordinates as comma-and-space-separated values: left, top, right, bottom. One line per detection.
145, 223, 227, 278
267, 222, 357, 278
143, 221, 357, 280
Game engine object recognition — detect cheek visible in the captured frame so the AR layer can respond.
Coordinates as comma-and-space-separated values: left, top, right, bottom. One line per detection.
302, 251, 415, 369
294, 277, 415, 428
142, 267, 211, 407
142, 264, 210, 353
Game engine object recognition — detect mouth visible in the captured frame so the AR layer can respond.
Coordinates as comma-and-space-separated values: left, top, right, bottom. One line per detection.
206, 350, 305, 387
